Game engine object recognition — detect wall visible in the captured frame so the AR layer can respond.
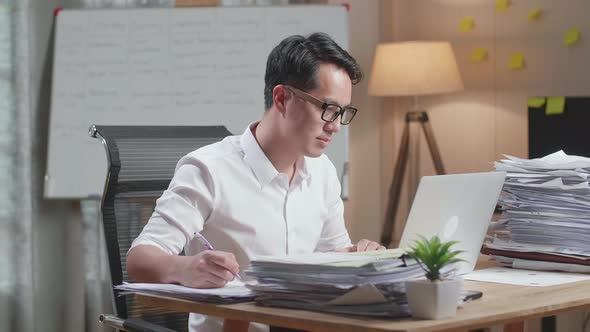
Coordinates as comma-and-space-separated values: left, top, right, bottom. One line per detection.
326, 0, 384, 243
28, 1, 86, 331
30, 1, 102, 331
383, 0, 590, 331
385, 0, 590, 238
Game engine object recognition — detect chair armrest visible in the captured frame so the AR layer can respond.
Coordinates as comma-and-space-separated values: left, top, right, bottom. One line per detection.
99, 314, 177, 332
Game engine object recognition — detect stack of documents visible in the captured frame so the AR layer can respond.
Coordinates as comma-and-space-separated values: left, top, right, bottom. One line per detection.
244, 249, 426, 317
483, 150, 590, 272
115, 279, 255, 304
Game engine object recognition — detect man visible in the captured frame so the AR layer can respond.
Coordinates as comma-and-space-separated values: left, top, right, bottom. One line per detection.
127, 32, 385, 332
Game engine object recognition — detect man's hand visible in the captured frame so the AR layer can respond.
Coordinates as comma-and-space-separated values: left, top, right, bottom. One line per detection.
177, 250, 240, 288
335, 239, 386, 252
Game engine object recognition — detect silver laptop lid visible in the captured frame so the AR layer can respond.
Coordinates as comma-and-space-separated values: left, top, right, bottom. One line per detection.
399, 171, 506, 275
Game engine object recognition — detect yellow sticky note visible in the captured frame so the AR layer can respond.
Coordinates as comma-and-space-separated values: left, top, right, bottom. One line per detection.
470, 47, 488, 62
528, 8, 542, 21
527, 97, 546, 108
509, 52, 524, 70
546, 97, 565, 115
496, 0, 510, 12
459, 17, 474, 32
564, 28, 580, 46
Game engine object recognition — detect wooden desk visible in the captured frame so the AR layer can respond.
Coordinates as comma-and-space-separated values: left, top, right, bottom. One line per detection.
138, 279, 590, 332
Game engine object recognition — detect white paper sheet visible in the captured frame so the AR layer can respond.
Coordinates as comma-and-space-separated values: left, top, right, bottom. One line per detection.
115, 279, 254, 298
252, 248, 404, 266
511, 258, 590, 274
486, 237, 590, 258
463, 267, 590, 286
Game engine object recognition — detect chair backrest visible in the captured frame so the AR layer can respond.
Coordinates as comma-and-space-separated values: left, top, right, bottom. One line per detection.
90, 125, 232, 331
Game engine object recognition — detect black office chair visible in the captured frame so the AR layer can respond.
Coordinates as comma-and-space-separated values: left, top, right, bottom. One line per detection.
90, 125, 232, 332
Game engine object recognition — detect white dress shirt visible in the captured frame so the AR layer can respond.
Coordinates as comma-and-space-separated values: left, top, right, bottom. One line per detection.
130, 122, 352, 332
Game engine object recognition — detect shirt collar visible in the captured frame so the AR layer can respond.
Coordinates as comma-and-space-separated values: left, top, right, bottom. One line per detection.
240, 122, 312, 189
295, 156, 312, 186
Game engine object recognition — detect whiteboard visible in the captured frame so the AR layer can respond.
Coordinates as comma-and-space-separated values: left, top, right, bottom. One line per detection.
45, 6, 349, 199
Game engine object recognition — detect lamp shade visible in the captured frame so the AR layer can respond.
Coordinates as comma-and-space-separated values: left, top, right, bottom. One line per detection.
368, 41, 464, 97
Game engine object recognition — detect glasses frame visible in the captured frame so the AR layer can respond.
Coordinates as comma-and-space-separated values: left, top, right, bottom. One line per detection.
285, 86, 357, 125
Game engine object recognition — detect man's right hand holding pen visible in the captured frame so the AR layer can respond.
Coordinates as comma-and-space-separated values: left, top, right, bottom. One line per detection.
127, 242, 241, 289
176, 250, 241, 289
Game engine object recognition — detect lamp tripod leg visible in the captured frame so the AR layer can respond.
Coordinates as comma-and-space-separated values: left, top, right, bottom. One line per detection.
381, 116, 410, 248
380, 111, 446, 248
420, 115, 445, 175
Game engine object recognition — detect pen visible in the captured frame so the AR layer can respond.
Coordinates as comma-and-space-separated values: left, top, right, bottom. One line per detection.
194, 232, 242, 281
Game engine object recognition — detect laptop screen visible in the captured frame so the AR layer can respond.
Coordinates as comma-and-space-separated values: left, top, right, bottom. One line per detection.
399, 171, 506, 275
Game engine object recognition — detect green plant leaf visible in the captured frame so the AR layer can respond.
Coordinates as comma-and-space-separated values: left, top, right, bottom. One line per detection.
407, 234, 466, 281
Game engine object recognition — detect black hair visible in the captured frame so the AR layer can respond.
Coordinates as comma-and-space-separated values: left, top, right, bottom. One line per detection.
263, 32, 363, 109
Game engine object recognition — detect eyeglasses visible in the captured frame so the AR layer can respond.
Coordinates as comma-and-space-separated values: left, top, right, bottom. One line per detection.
285, 86, 358, 125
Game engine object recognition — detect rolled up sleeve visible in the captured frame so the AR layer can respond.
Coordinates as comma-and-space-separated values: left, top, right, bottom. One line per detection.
129, 156, 215, 256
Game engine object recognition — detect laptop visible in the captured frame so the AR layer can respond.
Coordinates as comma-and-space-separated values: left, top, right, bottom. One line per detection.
398, 171, 506, 275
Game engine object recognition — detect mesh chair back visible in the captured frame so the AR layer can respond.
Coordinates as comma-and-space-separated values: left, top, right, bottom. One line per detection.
91, 125, 232, 331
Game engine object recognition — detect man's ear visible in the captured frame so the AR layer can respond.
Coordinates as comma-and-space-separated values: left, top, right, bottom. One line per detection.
272, 85, 289, 115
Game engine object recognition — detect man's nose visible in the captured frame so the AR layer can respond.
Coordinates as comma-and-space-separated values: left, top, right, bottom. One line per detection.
324, 118, 341, 133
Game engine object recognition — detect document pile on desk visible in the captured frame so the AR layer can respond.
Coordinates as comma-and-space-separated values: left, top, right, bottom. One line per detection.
244, 249, 426, 317
482, 150, 590, 273
115, 279, 255, 304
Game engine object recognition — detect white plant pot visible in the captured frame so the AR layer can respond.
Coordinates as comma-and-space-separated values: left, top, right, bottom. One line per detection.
405, 277, 463, 319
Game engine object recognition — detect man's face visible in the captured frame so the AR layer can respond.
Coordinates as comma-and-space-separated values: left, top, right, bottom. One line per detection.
283, 63, 353, 158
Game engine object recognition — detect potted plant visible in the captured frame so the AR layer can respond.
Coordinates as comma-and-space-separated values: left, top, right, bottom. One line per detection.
405, 235, 466, 319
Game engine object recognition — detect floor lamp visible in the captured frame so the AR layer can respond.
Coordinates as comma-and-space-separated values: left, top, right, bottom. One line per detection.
368, 41, 464, 248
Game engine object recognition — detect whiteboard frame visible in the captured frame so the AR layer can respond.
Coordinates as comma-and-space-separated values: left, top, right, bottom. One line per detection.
45, 6, 350, 199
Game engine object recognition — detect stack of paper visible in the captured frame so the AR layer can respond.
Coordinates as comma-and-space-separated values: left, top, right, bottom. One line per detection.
483, 151, 590, 272
115, 279, 255, 304
244, 249, 426, 317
